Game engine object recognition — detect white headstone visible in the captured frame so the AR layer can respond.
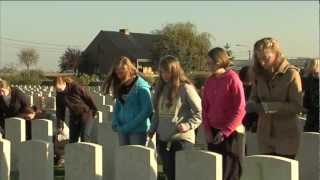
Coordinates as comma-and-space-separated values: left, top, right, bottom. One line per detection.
18, 140, 53, 180
65, 108, 70, 126
176, 150, 222, 180
65, 142, 102, 180
241, 155, 299, 180
102, 106, 113, 123
5, 117, 26, 171
27, 95, 34, 106
115, 145, 157, 180
31, 119, 53, 142
97, 122, 118, 180
297, 132, 320, 180
245, 132, 259, 155
45, 97, 56, 110
194, 124, 207, 150
0, 138, 11, 180
105, 95, 114, 106
91, 111, 103, 143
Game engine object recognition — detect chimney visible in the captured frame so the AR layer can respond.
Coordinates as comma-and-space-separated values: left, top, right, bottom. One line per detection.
119, 29, 130, 36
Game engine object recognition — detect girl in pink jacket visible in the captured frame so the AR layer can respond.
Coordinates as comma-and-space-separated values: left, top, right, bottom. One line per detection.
202, 47, 246, 180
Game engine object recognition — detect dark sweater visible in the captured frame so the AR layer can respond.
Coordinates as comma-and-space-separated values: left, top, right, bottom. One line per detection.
0, 87, 29, 131
56, 82, 97, 127
303, 75, 319, 132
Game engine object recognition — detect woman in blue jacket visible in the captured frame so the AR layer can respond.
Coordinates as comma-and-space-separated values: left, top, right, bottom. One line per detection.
103, 56, 153, 146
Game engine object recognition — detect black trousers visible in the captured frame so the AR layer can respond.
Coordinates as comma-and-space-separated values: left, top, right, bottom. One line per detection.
26, 120, 32, 140
158, 139, 193, 180
207, 128, 242, 180
69, 118, 93, 143
304, 110, 319, 132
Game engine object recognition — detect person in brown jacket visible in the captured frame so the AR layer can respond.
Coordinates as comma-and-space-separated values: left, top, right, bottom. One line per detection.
54, 75, 97, 143
246, 37, 303, 159
0, 79, 29, 136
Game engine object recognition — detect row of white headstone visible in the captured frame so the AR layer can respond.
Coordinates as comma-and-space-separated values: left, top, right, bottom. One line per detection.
8, 85, 319, 180
16, 85, 114, 112
1, 116, 319, 180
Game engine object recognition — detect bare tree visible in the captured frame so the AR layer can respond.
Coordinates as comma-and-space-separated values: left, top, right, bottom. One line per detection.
17, 48, 39, 71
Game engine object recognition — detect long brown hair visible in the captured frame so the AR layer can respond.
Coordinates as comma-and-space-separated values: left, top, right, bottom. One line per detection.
103, 56, 138, 98
207, 47, 231, 69
154, 55, 193, 108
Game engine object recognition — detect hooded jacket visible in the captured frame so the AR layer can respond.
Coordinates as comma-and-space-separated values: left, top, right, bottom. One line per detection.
112, 76, 153, 133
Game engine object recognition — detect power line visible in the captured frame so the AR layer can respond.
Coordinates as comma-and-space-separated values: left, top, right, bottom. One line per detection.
0, 36, 82, 48
2, 46, 64, 57
2, 41, 67, 52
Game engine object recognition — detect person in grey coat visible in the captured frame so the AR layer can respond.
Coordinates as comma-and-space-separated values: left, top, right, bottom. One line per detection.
148, 55, 202, 180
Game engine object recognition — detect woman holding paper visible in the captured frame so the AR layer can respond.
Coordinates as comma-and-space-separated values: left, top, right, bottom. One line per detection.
247, 37, 303, 159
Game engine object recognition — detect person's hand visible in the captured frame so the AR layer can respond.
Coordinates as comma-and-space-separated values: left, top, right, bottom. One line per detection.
212, 131, 225, 144
261, 102, 277, 114
177, 123, 190, 133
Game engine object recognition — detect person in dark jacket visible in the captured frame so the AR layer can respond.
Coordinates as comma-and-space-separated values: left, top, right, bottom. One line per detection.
55, 75, 97, 143
238, 66, 259, 132
18, 106, 37, 140
0, 79, 29, 136
302, 58, 319, 132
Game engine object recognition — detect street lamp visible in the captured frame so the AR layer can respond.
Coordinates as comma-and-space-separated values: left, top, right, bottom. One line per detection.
235, 44, 252, 62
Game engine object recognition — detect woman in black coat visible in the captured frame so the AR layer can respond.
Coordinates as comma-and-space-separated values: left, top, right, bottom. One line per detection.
302, 58, 319, 132
54, 75, 97, 143
0, 79, 29, 136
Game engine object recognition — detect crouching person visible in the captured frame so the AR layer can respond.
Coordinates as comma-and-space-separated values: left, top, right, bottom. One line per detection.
54, 74, 97, 143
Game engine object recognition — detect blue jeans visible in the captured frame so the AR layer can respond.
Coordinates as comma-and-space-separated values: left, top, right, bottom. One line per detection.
118, 133, 147, 146
69, 118, 94, 143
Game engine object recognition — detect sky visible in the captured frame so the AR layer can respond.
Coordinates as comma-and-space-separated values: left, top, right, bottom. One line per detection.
0, 1, 319, 71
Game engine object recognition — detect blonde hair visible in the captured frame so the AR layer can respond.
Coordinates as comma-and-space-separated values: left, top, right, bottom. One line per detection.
155, 55, 193, 108
252, 37, 285, 78
103, 56, 138, 98
0, 79, 11, 90
304, 58, 320, 77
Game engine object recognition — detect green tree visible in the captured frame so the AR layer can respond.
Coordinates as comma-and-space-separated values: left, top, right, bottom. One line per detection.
17, 48, 39, 71
152, 22, 212, 72
59, 48, 82, 73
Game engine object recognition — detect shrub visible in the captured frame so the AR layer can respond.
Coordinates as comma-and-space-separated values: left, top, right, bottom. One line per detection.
1, 70, 45, 85
75, 74, 99, 86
